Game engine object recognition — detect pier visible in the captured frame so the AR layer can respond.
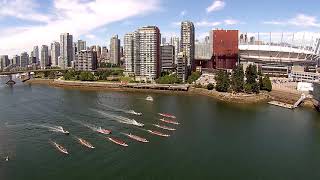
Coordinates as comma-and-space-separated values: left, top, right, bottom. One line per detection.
268, 101, 294, 109
52, 80, 189, 91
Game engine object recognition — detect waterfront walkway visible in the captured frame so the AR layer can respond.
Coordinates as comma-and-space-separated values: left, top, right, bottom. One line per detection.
53, 80, 189, 91
122, 83, 189, 91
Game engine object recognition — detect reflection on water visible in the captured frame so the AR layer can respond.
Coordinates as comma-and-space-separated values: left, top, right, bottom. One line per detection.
313, 83, 320, 101
0, 82, 320, 180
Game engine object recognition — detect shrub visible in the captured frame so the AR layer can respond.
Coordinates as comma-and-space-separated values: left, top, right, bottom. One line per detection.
194, 83, 203, 88
187, 71, 201, 84
79, 71, 95, 81
207, 83, 214, 90
156, 74, 181, 84
48, 71, 56, 79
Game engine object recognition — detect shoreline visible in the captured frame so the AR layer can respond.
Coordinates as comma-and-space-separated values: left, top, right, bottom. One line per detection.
26, 78, 318, 110
26, 79, 272, 104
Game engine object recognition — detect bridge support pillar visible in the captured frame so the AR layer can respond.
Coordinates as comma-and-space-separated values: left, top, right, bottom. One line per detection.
6, 74, 16, 85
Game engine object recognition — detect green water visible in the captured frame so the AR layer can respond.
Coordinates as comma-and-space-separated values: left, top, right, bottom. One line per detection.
0, 78, 320, 180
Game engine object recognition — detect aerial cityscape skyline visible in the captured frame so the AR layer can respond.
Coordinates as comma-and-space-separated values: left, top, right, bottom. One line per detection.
1, 1, 320, 179
1, 0, 320, 55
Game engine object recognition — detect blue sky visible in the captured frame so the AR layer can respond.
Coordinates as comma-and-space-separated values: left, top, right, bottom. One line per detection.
0, 0, 320, 56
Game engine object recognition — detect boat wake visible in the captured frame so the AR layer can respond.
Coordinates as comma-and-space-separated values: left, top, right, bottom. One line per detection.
72, 121, 111, 135
91, 109, 144, 127
29, 124, 69, 135
98, 102, 142, 116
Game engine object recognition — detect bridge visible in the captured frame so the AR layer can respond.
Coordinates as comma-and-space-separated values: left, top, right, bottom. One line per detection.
293, 93, 320, 111
0, 69, 65, 85
0, 69, 64, 76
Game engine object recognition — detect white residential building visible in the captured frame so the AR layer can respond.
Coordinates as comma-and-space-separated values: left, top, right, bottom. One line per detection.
60, 33, 73, 69
51, 42, 60, 67
181, 21, 195, 69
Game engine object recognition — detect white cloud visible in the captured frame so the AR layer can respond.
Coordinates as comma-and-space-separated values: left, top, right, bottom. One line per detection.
0, 0, 160, 56
195, 19, 241, 27
206, 0, 225, 13
196, 32, 210, 40
0, 0, 50, 22
263, 21, 285, 25
196, 20, 221, 27
263, 14, 320, 27
180, 10, 187, 17
289, 14, 320, 27
224, 19, 239, 25
171, 21, 181, 26
162, 31, 179, 38
85, 34, 96, 40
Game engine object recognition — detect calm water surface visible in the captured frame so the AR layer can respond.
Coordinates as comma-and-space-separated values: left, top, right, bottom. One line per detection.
0, 77, 320, 180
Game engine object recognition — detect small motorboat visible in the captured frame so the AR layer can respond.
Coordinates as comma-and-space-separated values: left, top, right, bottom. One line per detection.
61, 129, 70, 135
108, 137, 128, 147
128, 110, 142, 116
57, 126, 70, 135
132, 121, 144, 127
146, 96, 154, 102
96, 127, 112, 135
5, 156, 9, 161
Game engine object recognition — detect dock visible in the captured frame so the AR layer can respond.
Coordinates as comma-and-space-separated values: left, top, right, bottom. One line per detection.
268, 101, 294, 109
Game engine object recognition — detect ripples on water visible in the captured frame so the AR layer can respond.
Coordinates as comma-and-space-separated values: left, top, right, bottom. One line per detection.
1, 77, 320, 179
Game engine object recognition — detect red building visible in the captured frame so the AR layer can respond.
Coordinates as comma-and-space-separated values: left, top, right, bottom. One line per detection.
213, 30, 239, 70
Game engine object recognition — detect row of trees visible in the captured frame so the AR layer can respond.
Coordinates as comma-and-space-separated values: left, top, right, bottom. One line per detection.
212, 64, 272, 93
64, 69, 123, 81
156, 71, 201, 85
156, 74, 181, 84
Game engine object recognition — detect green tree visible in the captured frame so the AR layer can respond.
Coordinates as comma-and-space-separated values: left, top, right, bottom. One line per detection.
64, 70, 76, 80
48, 71, 56, 79
259, 76, 263, 89
244, 83, 252, 93
252, 82, 260, 94
156, 74, 181, 84
245, 64, 258, 84
215, 70, 230, 92
160, 71, 170, 77
261, 75, 272, 92
187, 71, 201, 84
207, 83, 214, 90
79, 71, 95, 81
231, 65, 244, 92
258, 66, 262, 76
245, 64, 259, 94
